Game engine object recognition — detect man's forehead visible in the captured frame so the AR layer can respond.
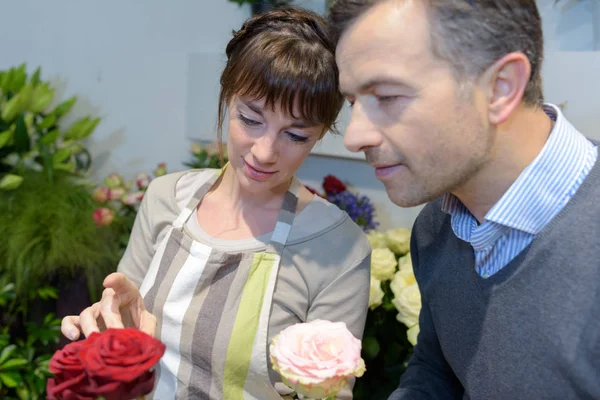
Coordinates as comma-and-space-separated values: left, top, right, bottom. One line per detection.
336, 1, 434, 93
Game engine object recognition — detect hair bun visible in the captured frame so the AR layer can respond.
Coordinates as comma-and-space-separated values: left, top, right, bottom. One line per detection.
225, 6, 331, 59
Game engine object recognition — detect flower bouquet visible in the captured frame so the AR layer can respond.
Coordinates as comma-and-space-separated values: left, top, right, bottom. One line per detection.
355, 228, 421, 399
46, 328, 165, 400
270, 319, 366, 400
307, 175, 378, 232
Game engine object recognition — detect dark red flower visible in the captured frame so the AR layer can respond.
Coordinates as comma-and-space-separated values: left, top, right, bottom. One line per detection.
78, 329, 165, 400
47, 341, 94, 400
47, 328, 165, 400
322, 175, 347, 195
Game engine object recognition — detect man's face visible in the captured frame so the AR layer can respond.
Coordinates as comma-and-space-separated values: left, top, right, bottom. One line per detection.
336, 0, 494, 207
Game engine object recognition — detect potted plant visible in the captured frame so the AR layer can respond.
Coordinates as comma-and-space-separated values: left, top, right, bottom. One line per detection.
0, 64, 121, 317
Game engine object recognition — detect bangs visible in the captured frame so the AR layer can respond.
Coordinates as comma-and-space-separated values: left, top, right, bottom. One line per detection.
222, 33, 343, 130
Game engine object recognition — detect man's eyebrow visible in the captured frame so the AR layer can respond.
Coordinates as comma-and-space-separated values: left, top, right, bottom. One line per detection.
341, 77, 412, 97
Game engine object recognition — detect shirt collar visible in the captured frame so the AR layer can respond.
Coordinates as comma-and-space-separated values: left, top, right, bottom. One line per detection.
443, 103, 593, 235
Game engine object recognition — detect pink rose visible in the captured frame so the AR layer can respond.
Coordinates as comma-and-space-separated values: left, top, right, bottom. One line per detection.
92, 187, 109, 204
93, 208, 115, 227
270, 320, 365, 399
122, 191, 144, 206
136, 173, 151, 190
107, 187, 126, 201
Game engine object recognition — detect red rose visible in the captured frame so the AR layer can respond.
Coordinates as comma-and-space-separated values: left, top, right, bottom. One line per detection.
322, 175, 347, 195
47, 341, 95, 400
79, 328, 165, 400
47, 328, 165, 400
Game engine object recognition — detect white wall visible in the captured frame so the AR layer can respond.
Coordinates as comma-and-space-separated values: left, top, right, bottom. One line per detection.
0, 0, 597, 230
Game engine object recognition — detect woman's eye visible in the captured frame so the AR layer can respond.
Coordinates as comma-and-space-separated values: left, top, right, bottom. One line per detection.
287, 132, 309, 143
239, 114, 261, 126
376, 95, 400, 103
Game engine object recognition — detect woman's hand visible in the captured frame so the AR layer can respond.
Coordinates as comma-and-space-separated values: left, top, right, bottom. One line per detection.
61, 272, 157, 340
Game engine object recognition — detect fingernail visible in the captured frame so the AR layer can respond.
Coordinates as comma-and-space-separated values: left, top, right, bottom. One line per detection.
68, 329, 77, 340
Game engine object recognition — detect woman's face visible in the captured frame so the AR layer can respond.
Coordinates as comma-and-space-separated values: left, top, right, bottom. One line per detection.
226, 95, 326, 195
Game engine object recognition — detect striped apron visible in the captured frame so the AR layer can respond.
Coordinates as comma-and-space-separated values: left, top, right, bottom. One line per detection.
138, 169, 299, 399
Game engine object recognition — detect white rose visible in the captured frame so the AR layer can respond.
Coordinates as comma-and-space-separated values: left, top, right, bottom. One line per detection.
385, 227, 411, 255
366, 231, 388, 249
369, 278, 384, 310
406, 324, 420, 346
371, 248, 397, 281
395, 253, 416, 285
391, 283, 421, 328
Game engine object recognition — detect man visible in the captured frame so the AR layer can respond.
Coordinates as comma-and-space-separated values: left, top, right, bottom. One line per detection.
329, 0, 600, 399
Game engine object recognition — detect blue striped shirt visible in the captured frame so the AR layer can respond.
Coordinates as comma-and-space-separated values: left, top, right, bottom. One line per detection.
442, 104, 598, 278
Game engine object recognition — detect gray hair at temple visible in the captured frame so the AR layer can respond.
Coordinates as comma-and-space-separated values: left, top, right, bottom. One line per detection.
328, 0, 544, 105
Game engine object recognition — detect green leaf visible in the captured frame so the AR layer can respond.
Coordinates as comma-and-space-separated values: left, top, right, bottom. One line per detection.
10, 64, 27, 93
0, 358, 28, 370
0, 71, 6, 92
29, 83, 54, 113
30, 67, 42, 85
363, 336, 380, 359
63, 116, 89, 140
37, 287, 58, 300
16, 385, 29, 400
40, 129, 59, 145
64, 117, 100, 141
0, 371, 21, 388
39, 114, 57, 130
0, 345, 16, 365
1, 93, 22, 121
52, 148, 71, 164
0, 130, 12, 149
53, 159, 75, 172
14, 114, 30, 153
0, 174, 23, 190
52, 96, 76, 119
1, 68, 15, 94
1, 283, 15, 295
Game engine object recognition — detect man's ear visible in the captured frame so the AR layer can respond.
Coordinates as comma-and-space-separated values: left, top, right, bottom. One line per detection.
479, 52, 531, 125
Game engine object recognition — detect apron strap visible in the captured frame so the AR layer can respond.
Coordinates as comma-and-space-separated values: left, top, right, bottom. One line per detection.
172, 168, 224, 229
266, 177, 300, 256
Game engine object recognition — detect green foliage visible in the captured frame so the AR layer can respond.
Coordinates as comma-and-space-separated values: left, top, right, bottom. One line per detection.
0, 64, 98, 190
0, 283, 61, 399
0, 170, 120, 301
184, 143, 228, 170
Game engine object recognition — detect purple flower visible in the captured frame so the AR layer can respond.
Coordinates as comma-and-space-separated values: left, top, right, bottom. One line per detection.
327, 191, 379, 232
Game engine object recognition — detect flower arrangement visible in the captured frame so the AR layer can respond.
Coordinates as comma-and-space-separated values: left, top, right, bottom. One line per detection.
91, 163, 168, 251
354, 228, 421, 400
308, 175, 378, 232
46, 328, 165, 400
270, 320, 365, 400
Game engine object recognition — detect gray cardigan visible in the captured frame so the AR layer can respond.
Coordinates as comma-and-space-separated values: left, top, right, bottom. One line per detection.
390, 160, 600, 400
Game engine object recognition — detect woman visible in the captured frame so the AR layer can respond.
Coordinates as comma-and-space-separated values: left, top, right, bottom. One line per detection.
61, 6, 371, 399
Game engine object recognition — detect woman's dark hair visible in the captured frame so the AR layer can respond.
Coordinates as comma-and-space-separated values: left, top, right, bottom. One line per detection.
217, 6, 344, 157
